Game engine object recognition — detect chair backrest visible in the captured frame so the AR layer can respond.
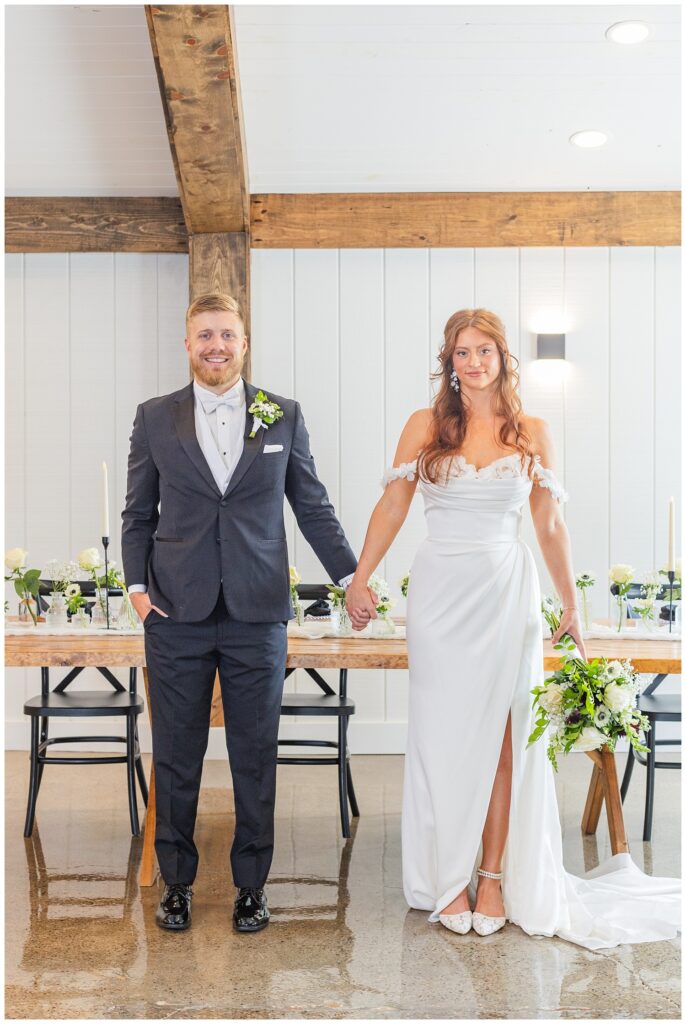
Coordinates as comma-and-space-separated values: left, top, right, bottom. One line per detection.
47, 666, 137, 696
295, 583, 332, 618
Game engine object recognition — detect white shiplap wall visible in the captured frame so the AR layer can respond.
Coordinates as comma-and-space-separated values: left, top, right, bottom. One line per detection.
5, 253, 189, 750
5, 247, 681, 753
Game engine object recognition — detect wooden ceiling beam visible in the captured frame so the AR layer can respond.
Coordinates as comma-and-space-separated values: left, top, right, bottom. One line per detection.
145, 4, 249, 236
5, 191, 680, 253
250, 191, 681, 248
4, 197, 187, 253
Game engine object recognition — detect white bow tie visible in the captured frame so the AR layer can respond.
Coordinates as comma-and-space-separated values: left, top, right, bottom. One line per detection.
199, 390, 242, 415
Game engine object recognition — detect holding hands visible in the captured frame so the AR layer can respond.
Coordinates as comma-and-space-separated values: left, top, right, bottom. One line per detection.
345, 578, 379, 631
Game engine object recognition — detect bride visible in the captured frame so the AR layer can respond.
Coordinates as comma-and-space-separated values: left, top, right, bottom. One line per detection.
345, 308, 680, 949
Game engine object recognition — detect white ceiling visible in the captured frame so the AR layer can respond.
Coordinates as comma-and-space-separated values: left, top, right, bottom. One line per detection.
5, 4, 680, 195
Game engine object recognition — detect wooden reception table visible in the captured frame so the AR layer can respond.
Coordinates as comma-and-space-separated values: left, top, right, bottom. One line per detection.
6, 627, 681, 885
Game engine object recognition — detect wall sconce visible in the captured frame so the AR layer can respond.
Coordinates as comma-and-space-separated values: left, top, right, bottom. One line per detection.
536, 333, 566, 360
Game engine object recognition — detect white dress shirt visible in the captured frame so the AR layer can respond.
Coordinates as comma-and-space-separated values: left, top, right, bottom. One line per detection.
129, 377, 354, 594
192, 377, 246, 493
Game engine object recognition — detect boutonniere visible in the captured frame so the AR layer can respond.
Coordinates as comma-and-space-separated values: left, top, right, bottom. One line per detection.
248, 390, 284, 438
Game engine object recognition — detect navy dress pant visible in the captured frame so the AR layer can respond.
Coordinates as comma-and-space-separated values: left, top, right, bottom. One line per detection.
144, 590, 287, 887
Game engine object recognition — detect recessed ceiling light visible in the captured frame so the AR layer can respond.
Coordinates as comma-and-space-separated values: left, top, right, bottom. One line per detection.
569, 130, 608, 149
606, 21, 650, 44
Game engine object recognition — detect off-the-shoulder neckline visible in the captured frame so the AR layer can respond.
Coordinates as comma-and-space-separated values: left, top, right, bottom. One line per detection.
448, 452, 542, 475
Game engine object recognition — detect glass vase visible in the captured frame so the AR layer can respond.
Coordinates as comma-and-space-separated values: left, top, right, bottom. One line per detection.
90, 602, 107, 628
115, 595, 139, 631
18, 597, 38, 625
614, 594, 626, 633
292, 596, 305, 627
580, 589, 591, 632
71, 606, 90, 629
331, 603, 352, 637
45, 591, 68, 629
372, 613, 396, 638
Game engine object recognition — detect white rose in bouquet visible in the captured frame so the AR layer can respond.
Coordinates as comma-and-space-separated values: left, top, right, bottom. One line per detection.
538, 682, 564, 716
5, 548, 27, 572
603, 681, 634, 713
77, 547, 103, 572
573, 726, 606, 752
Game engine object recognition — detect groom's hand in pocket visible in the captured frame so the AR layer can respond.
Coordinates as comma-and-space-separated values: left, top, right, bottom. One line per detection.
129, 592, 169, 623
346, 581, 378, 631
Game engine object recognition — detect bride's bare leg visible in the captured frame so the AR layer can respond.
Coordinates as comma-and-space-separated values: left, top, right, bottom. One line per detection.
440, 712, 509, 921
475, 712, 512, 917
439, 713, 513, 917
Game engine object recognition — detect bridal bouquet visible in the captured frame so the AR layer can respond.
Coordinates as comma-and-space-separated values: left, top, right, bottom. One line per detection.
528, 600, 649, 771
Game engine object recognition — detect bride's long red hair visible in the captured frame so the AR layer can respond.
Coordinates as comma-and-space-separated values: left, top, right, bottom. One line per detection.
418, 308, 535, 484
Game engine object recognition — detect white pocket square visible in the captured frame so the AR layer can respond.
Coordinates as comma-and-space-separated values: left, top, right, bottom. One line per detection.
263, 444, 284, 453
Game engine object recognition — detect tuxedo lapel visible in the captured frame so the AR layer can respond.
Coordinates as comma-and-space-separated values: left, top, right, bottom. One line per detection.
172, 383, 222, 497
224, 380, 265, 498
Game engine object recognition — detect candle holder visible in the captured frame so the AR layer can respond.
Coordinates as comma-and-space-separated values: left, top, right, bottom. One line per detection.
102, 536, 110, 629
667, 569, 675, 634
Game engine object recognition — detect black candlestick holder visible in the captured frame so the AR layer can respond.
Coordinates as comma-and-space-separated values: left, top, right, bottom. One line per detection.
667, 569, 675, 634
102, 536, 110, 629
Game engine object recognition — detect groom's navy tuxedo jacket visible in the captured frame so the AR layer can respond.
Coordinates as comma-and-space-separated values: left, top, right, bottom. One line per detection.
121, 379, 357, 623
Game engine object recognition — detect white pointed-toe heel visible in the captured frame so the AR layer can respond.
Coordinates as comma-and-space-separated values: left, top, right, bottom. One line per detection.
472, 868, 506, 936
438, 910, 473, 935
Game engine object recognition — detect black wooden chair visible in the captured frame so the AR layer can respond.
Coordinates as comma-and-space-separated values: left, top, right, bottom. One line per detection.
23, 666, 147, 838
278, 584, 359, 839
620, 692, 681, 841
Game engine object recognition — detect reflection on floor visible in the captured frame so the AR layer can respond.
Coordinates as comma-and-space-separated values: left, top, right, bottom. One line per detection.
5, 751, 681, 1019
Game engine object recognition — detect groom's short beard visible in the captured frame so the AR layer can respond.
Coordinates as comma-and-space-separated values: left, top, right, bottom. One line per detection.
190, 349, 246, 388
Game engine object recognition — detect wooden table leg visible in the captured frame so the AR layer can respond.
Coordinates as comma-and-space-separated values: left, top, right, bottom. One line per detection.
581, 759, 605, 835
581, 748, 629, 855
598, 746, 630, 855
139, 668, 158, 887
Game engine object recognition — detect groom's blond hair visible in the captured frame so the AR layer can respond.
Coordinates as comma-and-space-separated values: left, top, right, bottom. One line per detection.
186, 292, 245, 333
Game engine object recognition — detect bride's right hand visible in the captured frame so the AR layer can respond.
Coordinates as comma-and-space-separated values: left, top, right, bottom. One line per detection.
345, 579, 379, 631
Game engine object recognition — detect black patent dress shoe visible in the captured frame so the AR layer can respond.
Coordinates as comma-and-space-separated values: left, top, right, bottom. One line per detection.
156, 883, 193, 930
233, 887, 269, 932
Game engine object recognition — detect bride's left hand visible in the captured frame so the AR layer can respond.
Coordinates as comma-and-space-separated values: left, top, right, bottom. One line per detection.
552, 609, 587, 662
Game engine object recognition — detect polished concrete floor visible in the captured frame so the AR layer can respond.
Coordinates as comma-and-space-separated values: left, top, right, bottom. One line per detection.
5, 750, 681, 1020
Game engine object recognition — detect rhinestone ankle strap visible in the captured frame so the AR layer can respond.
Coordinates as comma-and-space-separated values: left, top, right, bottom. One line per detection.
477, 867, 502, 880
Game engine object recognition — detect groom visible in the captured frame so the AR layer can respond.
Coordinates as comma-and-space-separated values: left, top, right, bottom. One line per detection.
122, 292, 362, 933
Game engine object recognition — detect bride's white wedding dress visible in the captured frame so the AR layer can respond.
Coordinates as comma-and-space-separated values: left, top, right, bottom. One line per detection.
388, 452, 681, 950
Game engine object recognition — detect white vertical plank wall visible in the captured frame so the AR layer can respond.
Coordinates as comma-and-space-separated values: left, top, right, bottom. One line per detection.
5, 247, 681, 753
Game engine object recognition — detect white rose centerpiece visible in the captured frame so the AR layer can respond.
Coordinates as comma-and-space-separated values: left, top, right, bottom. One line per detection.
5, 548, 40, 624
609, 564, 634, 633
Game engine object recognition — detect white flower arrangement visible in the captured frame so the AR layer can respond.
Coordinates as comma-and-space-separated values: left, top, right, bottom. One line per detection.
530, 601, 647, 770
5, 548, 40, 624
609, 564, 634, 633
248, 391, 283, 438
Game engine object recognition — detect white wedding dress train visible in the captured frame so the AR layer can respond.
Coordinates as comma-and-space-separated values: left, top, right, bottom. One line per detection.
391, 453, 681, 950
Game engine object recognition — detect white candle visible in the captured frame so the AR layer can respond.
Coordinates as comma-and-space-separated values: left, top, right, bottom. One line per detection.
102, 461, 110, 538
667, 497, 679, 573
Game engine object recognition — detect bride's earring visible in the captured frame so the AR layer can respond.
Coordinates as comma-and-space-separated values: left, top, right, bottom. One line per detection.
449, 368, 460, 393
